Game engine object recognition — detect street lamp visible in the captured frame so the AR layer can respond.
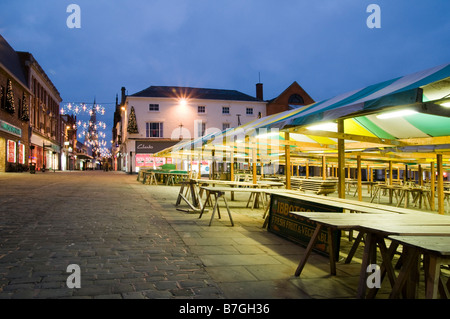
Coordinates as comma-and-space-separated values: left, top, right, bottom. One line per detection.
52, 151, 57, 172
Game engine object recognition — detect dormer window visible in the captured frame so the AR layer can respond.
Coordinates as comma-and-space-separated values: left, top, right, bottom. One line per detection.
288, 94, 304, 105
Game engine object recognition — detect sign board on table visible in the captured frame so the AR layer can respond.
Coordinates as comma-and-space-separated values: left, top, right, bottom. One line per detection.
267, 193, 342, 258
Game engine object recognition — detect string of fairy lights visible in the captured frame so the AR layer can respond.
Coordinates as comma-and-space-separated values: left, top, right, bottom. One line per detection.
60, 102, 112, 158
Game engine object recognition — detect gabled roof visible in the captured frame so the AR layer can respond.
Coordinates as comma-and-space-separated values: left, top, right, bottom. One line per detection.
131, 86, 261, 102
0, 34, 28, 87
267, 81, 314, 104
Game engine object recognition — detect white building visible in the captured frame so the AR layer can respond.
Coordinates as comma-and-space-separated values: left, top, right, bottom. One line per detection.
113, 85, 267, 173
112, 82, 315, 174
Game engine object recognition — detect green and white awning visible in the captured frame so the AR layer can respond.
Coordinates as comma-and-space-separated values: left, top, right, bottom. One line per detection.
263, 63, 450, 132
157, 63, 450, 158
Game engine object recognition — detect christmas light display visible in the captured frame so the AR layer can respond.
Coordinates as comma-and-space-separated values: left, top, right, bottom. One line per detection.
127, 106, 139, 134
60, 102, 111, 158
5, 79, 15, 114
21, 92, 30, 122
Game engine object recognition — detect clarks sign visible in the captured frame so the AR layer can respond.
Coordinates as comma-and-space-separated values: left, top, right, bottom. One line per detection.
136, 142, 154, 153
135, 141, 178, 154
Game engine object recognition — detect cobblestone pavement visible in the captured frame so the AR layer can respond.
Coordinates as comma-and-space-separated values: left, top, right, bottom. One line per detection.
2, 171, 441, 302
0, 171, 224, 299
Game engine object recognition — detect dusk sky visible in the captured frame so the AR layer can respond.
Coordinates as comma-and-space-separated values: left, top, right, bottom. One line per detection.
1, 0, 449, 146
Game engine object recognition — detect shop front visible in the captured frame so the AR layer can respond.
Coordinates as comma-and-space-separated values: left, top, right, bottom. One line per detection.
0, 120, 28, 172
30, 134, 60, 171
75, 153, 93, 170
132, 140, 179, 173
135, 153, 167, 170
61, 143, 76, 171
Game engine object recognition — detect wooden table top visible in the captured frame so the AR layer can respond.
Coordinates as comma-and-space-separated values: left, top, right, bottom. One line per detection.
271, 190, 427, 215
200, 186, 270, 193
388, 236, 450, 255
192, 179, 284, 187
295, 212, 450, 221
292, 212, 450, 229
358, 224, 450, 236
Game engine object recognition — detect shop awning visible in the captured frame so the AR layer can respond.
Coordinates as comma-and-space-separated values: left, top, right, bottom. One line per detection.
156, 62, 450, 160
75, 153, 93, 160
260, 63, 450, 131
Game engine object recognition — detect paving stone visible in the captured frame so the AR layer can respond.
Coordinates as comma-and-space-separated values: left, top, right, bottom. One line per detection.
93, 294, 122, 299
35, 288, 74, 299
199, 254, 281, 267
170, 288, 195, 297
0, 171, 395, 300
206, 266, 258, 283
154, 280, 178, 290
121, 291, 146, 299
142, 289, 173, 299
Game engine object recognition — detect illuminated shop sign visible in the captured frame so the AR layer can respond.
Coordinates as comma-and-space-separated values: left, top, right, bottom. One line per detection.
0, 120, 22, 137
135, 141, 178, 154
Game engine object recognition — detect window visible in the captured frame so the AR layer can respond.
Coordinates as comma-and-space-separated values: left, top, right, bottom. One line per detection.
222, 106, 230, 114
198, 106, 206, 114
7, 140, 16, 163
18, 143, 25, 164
146, 122, 163, 138
197, 122, 206, 137
288, 94, 305, 104
246, 107, 253, 115
149, 104, 160, 111
222, 123, 230, 131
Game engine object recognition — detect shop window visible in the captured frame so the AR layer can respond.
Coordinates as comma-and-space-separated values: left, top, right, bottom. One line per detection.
7, 140, 16, 163
18, 143, 25, 164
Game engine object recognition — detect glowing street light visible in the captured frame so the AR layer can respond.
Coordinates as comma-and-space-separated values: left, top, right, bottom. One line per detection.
179, 98, 188, 106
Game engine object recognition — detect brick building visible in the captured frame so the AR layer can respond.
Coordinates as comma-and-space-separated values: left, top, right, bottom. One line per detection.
0, 35, 31, 172
18, 52, 63, 171
0, 34, 63, 172
266, 81, 315, 115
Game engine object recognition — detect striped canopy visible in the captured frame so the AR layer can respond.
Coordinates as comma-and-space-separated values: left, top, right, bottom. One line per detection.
262, 63, 450, 132
157, 62, 450, 159
215, 63, 450, 150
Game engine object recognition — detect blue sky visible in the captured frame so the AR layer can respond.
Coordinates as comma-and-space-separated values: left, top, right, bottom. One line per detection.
1, 0, 449, 146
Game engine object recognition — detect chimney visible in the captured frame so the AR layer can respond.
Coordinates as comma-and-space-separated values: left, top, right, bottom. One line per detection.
256, 83, 263, 101
121, 87, 126, 105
